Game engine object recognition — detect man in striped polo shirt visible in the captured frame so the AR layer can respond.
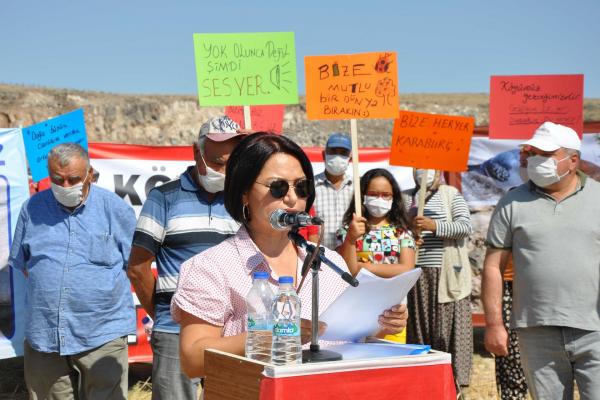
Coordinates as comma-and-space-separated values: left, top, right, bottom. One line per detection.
128, 116, 244, 399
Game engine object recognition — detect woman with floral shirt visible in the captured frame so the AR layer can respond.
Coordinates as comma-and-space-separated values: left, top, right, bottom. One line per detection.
336, 168, 416, 278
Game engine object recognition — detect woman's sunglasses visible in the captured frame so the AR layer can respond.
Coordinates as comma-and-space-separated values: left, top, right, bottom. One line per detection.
256, 178, 311, 199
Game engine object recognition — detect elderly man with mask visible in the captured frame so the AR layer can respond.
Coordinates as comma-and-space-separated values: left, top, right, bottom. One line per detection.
9, 143, 136, 399
483, 122, 600, 399
311, 133, 354, 249
127, 116, 244, 399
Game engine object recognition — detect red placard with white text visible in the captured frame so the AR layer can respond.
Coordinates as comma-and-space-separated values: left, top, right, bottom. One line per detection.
489, 74, 584, 139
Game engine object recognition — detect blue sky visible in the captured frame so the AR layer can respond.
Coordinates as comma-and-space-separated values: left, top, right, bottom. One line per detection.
1, 0, 599, 97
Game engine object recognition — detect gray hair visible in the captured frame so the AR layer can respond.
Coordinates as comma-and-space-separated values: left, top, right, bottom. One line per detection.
48, 142, 90, 169
563, 148, 581, 158
196, 134, 206, 156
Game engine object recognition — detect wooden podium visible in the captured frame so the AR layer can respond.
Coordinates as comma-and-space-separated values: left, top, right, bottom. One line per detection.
204, 347, 456, 399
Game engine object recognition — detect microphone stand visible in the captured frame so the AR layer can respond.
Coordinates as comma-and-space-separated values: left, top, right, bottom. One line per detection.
289, 230, 359, 363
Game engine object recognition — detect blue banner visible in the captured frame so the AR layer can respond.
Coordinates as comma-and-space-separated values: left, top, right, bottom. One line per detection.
0, 128, 29, 359
22, 109, 88, 182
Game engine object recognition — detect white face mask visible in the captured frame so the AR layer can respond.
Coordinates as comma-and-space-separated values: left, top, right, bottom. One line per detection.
324, 154, 350, 176
363, 196, 393, 218
197, 160, 226, 193
51, 174, 89, 208
415, 169, 435, 188
526, 155, 570, 188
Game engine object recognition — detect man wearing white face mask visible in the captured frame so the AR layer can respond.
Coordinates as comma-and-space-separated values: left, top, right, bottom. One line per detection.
483, 121, 600, 400
128, 116, 244, 400
9, 143, 137, 399
312, 133, 354, 249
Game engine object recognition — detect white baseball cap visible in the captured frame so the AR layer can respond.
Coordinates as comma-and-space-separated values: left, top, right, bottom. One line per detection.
521, 121, 581, 152
198, 116, 244, 142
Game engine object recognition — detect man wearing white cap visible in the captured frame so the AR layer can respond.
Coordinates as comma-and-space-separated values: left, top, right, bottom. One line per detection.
127, 116, 245, 399
482, 122, 600, 399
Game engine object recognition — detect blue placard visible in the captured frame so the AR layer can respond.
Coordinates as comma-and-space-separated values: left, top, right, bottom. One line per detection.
22, 109, 88, 182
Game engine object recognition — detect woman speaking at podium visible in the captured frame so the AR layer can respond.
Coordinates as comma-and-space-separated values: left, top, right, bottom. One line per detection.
171, 133, 408, 378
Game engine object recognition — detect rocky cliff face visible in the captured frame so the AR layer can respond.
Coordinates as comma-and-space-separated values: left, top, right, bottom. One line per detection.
3, 84, 599, 147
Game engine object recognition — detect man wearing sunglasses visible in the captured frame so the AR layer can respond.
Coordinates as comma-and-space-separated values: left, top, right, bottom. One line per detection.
127, 116, 245, 400
312, 133, 354, 249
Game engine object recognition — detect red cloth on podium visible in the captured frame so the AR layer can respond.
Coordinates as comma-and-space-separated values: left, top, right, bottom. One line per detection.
259, 363, 456, 399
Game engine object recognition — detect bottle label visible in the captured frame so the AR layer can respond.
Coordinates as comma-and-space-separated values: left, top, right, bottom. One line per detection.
247, 316, 271, 331
273, 322, 300, 337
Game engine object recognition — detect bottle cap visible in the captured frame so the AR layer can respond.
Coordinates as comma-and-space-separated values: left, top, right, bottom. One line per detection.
278, 276, 294, 284
142, 316, 151, 324
253, 271, 269, 280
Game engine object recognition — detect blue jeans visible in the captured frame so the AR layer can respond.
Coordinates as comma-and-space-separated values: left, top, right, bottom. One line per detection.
517, 326, 600, 400
150, 331, 200, 400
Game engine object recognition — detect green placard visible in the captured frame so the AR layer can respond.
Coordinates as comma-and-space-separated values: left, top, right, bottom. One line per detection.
194, 32, 298, 106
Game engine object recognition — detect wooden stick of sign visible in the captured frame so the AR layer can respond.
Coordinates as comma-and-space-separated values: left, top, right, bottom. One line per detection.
243, 106, 252, 130
414, 171, 429, 264
416, 172, 429, 217
350, 118, 362, 218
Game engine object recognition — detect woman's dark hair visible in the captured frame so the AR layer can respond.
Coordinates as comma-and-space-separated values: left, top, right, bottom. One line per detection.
224, 132, 315, 224
341, 168, 410, 230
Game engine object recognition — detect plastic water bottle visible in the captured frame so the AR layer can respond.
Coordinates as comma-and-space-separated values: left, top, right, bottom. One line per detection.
271, 276, 302, 365
141, 315, 153, 341
245, 271, 274, 362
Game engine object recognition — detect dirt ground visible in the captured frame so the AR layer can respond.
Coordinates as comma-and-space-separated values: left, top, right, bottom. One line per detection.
0, 355, 499, 400
0, 328, 497, 400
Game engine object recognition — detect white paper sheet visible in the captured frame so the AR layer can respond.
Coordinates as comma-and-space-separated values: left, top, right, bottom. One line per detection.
319, 268, 422, 342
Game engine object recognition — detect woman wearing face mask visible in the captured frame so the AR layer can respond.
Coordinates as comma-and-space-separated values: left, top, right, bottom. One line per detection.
335, 168, 416, 279
171, 134, 409, 378
405, 169, 473, 389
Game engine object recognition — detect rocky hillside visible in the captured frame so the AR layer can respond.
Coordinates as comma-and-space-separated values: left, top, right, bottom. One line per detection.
2, 83, 599, 147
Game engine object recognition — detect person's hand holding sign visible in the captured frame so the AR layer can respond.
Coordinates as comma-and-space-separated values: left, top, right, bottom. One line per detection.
347, 213, 367, 242
337, 213, 368, 277
414, 215, 436, 233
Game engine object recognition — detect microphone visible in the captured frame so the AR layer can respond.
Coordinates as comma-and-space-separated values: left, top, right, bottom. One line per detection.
269, 209, 324, 230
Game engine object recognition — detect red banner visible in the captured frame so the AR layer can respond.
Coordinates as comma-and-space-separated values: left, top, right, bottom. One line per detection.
489, 74, 584, 139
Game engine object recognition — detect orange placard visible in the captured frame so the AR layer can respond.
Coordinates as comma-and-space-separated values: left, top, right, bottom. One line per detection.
489, 74, 584, 139
389, 111, 474, 172
305, 52, 399, 120
225, 104, 285, 134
